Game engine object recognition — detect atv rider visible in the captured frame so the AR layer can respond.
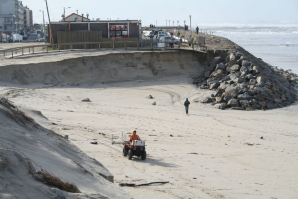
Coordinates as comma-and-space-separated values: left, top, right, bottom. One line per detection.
129, 130, 140, 144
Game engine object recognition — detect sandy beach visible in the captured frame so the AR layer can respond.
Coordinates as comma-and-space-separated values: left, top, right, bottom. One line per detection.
0, 49, 297, 199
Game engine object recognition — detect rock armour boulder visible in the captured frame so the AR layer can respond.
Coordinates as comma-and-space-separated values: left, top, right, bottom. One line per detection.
193, 47, 297, 110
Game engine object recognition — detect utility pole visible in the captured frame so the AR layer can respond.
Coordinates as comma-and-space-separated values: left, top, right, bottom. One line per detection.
64, 7, 71, 21
45, 0, 53, 44
189, 15, 192, 36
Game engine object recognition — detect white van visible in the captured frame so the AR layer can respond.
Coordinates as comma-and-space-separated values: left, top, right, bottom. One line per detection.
12, 34, 23, 42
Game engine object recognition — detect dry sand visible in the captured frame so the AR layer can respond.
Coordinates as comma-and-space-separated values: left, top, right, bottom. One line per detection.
0, 50, 297, 199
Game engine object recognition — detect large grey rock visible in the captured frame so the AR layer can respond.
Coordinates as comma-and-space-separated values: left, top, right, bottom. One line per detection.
219, 82, 229, 90
210, 81, 220, 89
202, 97, 213, 103
230, 74, 244, 83
240, 65, 252, 76
254, 86, 264, 93
241, 60, 251, 66
266, 101, 278, 109
256, 76, 266, 86
211, 69, 226, 78
210, 56, 224, 67
229, 54, 236, 61
274, 98, 282, 103
230, 64, 240, 73
214, 89, 225, 97
216, 63, 226, 70
225, 87, 239, 98
215, 97, 222, 103
249, 79, 257, 85
239, 100, 250, 108
235, 52, 242, 60
227, 98, 240, 107
249, 99, 258, 105
245, 74, 253, 80
252, 66, 260, 74
246, 107, 256, 111
207, 79, 218, 86
223, 94, 233, 102
214, 102, 227, 110
259, 101, 267, 107
237, 93, 253, 100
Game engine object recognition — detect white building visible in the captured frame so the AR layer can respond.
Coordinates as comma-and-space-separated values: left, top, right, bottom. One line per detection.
63, 13, 90, 22
23, 6, 30, 30
0, 0, 27, 33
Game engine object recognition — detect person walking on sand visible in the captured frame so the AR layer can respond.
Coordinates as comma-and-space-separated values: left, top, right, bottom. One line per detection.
184, 98, 190, 114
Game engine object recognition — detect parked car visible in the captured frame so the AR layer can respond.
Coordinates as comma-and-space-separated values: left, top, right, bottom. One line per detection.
37, 37, 45, 42
143, 31, 151, 37
148, 32, 155, 38
157, 31, 167, 38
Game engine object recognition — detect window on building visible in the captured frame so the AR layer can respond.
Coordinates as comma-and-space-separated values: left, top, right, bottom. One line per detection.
0, 26, 2, 30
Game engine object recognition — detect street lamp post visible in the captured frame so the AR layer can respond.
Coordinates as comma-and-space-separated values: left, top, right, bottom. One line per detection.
169, 20, 170, 27
166, 20, 167, 27
39, 10, 45, 32
156, 20, 157, 27
173, 21, 174, 27
39, 10, 45, 43
189, 15, 192, 36
184, 20, 186, 37
64, 6, 71, 21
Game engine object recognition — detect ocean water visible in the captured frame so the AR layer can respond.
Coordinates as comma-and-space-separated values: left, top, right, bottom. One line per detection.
201, 25, 298, 74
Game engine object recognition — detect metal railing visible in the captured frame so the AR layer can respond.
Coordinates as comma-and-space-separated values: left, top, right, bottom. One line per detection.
1, 40, 207, 59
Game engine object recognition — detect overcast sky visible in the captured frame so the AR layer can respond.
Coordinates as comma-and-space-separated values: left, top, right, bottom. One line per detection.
23, 0, 298, 26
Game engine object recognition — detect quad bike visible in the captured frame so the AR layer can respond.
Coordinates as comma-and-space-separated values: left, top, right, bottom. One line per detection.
123, 140, 146, 160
